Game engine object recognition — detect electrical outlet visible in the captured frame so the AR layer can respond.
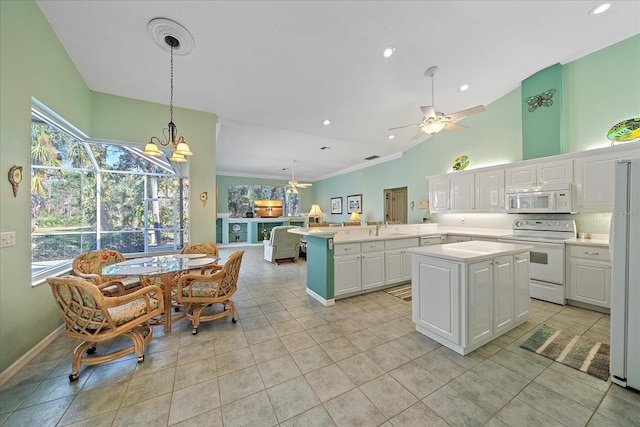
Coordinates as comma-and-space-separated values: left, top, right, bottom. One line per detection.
1, 232, 16, 247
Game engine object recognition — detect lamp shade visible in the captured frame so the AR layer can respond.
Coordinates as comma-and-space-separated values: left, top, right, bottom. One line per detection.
142, 141, 163, 157
309, 204, 323, 217
349, 212, 361, 221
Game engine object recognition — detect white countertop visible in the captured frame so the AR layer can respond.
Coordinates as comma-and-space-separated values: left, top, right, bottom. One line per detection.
408, 241, 533, 263
288, 223, 609, 248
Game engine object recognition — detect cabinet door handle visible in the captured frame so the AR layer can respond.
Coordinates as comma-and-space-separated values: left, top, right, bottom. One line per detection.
584, 251, 600, 256
343, 247, 351, 251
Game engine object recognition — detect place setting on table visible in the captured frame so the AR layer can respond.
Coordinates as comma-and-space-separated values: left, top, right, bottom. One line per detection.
102, 253, 219, 332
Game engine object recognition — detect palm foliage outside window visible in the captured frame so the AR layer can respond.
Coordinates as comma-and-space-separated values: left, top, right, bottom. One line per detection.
30, 106, 188, 278
227, 185, 300, 217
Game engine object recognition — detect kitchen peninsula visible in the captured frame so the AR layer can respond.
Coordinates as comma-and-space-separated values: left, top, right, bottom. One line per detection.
287, 223, 513, 307
409, 241, 532, 355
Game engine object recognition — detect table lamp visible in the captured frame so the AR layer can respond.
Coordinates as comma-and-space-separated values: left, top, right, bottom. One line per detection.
349, 212, 361, 223
309, 204, 323, 223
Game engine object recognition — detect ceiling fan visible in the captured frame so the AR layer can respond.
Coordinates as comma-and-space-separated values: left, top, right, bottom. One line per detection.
389, 66, 486, 140
286, 160, 312, 194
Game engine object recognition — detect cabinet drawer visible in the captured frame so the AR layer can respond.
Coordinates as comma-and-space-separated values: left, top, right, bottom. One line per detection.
335, 243, 360, 255
385, 237, 419, 250
361, 241, 385, 253
567, 245, 610, 262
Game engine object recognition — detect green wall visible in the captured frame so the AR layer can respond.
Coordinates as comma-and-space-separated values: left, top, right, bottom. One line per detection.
0, 0, 92, 375
521, 63, 563, 159
563, 34, 640, 152
0, 1, 217, 374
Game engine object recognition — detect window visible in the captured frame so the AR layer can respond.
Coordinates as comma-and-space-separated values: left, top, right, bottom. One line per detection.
227, 185, 300, 217
30, 103, 188, 280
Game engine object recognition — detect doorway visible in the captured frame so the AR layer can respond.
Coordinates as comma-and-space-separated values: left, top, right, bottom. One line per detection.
384, 187, 407, 224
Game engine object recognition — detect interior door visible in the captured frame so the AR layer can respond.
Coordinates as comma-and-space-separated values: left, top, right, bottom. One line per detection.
384, 187, 407, 223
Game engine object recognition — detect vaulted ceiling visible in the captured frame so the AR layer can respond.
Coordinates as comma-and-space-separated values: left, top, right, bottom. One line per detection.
37, 1, 640, 182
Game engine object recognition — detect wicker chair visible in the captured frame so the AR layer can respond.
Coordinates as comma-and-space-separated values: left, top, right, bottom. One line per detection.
47, 276, 164, 381
176, 250, 244, 335
72, 249, 141, 295
180, 242, 221, 274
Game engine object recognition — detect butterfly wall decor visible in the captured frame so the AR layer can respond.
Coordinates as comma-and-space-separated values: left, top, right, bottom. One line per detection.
526, 89, 556, 112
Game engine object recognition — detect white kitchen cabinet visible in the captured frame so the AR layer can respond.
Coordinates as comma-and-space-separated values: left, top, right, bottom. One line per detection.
361, 241, 385, 291
475, 169, 505, 211
385, 237, 419, 285
445, 235, 472, 244
574, 146, 640, 212
412, 256, 461, 344
450, 173, 475, 211
429, 175, 450, 212
334, 243, 361, 297
505, 159, 573, 186
468, 255, 514, 346
566, 244, 611, 309
334, 240, 387, 297
514, 252, 531, 322
411, 243, 530, 355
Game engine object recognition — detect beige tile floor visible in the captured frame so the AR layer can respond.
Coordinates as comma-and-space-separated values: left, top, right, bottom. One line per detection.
1, 245, 639, 426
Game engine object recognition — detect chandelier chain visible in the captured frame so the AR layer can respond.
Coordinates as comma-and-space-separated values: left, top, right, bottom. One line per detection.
169, 42, 174, 124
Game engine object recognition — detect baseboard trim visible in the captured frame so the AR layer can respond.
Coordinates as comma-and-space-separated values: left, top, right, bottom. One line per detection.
0, 325, 64, 388
306, 288, 335, 306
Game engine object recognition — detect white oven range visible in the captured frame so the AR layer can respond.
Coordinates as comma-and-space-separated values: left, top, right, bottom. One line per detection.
498, 219, 576, 305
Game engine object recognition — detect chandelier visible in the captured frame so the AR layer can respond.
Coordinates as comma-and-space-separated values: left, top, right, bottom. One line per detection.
143, 35, 193, 162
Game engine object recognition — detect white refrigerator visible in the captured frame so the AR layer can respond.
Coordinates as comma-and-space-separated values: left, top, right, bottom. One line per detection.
610, 157, 640, 390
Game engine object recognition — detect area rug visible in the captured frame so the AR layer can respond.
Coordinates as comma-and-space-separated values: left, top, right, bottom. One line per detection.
386, 285, 412, 301
520, 324, 609, 381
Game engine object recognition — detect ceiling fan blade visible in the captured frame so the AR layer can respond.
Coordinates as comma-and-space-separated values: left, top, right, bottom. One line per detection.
443, 122, 467, 131
388, 123, 419, 131
445, 105, 486, 121
411, 129, 426, 140
420, 106, 436, 119
297, 183, 313, 188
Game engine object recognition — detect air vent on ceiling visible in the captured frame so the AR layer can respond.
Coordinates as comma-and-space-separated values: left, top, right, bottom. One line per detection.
364, 155, 380, 161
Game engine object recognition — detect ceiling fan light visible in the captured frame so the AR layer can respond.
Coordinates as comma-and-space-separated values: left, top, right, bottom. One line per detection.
143, 141, 163, 157
422, 122, 446, 135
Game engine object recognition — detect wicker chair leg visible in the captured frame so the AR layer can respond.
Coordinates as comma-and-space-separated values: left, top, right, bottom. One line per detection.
225, 300, 238, 323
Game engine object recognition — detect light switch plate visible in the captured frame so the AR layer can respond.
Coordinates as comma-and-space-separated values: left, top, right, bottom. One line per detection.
1, 232, 16, 247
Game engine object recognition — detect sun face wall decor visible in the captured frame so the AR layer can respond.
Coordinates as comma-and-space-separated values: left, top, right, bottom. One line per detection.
8, 165, 23, 197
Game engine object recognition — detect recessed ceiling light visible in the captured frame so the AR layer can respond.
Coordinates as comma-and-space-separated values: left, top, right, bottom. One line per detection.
382, 46, 396, 58
459, 83, 470, 91
388, 135, 395, 140
322, 119, 331, 126
589, 3, 611, 15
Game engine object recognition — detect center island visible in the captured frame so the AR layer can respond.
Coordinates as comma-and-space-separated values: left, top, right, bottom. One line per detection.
409, 240, 533, 355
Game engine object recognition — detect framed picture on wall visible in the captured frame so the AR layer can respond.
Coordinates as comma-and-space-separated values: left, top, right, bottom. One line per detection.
330, 197, 342, 214
347, 194, 362, 214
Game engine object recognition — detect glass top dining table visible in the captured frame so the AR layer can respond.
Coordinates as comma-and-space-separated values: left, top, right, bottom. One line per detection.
102, 254, 220, 332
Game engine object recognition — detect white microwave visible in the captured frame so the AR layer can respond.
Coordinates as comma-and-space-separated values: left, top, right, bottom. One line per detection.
505, 184, 574, 214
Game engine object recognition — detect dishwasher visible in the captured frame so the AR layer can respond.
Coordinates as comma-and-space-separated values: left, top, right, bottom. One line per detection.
420, 235, 444, 246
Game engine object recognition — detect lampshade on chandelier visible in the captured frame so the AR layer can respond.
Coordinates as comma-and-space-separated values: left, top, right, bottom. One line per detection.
143, 34, 193, 162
